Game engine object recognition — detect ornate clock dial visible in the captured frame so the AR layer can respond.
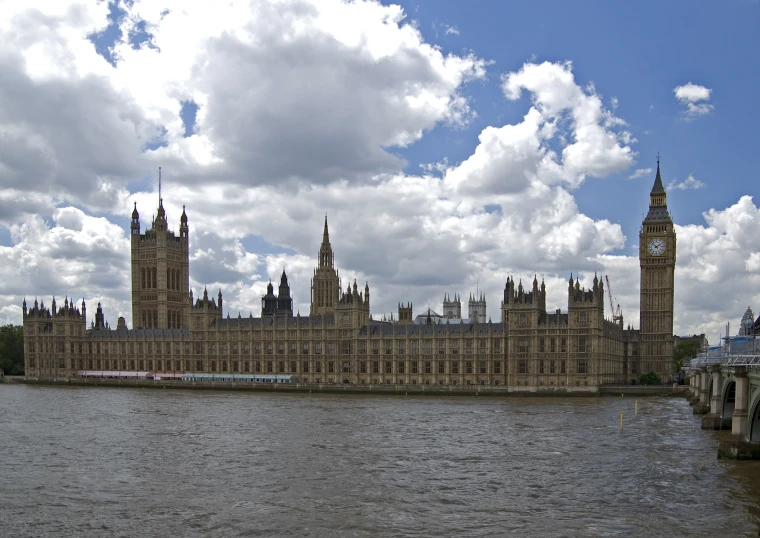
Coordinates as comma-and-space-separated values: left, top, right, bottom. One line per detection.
647, 237, 665, 256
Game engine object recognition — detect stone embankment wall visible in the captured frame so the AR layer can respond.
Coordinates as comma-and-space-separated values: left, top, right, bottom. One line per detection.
12, 377, 688, 397
598, 385, 688, 397
18, 377, 598, 396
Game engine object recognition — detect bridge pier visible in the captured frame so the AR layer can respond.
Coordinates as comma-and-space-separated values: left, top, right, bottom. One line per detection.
718, 367, 760, 459
687, 374, 698, 403
701, 365, 723, 429
688, 372, 702, 405
693, 368, 710, 414
732, 367, 749, 438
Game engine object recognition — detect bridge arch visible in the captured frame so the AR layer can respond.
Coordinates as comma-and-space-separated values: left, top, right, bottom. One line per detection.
722, 378, 736, 420
748, 392, 760, 442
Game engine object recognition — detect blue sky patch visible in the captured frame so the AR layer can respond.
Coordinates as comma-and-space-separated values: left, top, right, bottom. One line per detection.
180, 101, 199, 137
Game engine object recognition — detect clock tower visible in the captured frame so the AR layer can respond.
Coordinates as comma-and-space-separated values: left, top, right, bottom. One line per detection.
639, 156, 676, 381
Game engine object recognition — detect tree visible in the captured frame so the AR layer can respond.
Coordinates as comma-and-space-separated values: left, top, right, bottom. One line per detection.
673, 338, 702, 372
0, 325, 24, 375
639, 371, 661, 385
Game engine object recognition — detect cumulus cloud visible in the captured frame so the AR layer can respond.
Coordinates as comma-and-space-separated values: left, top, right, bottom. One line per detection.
667, 174, 706, 190
674, 82, 714, 117
0, 1, 755, 340
0, 208, 131, 323
500, 61, 634, 186
628, 168, 653, 180
672, 196, 760, 335
0, 0, 487, 210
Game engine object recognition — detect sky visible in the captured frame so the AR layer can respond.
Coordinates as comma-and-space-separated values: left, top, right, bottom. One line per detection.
1, 0, 759, 342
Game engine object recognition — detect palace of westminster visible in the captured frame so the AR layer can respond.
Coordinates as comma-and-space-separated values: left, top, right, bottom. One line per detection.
21, 162, 677, 389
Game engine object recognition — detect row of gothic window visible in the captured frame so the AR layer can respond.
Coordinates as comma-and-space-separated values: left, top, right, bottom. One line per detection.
142, 309, 182, 329
140, 267, 183, 291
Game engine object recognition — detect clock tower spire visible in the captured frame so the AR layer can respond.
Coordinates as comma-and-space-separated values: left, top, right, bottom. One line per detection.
639, 155, 676, 381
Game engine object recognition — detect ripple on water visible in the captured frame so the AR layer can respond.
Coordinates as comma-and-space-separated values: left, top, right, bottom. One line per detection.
1, 387, 759, 537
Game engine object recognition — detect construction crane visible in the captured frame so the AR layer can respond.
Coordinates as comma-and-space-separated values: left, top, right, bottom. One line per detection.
604, 275, 623, 323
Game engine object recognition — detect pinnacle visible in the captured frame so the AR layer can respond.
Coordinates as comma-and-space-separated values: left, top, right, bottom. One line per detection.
651, 155, 666, 195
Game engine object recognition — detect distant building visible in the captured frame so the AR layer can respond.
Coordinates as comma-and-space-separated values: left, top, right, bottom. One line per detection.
468, 293, 487, 323
674, 334, 708, 351
442, 294, 461, 319
739, 307, 755, 336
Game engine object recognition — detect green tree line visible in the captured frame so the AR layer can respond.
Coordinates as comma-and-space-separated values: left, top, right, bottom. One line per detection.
673, 338, 702, 372
0, 324, 24, 375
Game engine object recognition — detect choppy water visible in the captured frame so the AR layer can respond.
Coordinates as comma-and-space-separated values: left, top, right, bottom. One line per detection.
1, 385, 758, 537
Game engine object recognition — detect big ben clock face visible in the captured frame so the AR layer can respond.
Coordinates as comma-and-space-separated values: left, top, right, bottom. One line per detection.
647, 237, 666, 256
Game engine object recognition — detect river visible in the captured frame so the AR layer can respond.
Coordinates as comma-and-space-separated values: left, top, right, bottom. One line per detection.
1, 385, 758, 537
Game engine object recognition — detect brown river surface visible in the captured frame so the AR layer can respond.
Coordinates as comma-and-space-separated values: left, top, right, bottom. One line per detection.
1, 385, 759, 537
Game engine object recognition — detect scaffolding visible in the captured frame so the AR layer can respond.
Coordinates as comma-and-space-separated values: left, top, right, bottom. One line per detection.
723, 355, 760, 368
684, 333, 760, 372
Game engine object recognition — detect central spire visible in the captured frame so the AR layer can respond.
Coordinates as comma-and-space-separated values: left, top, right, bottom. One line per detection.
154, 167, 167, 226
319, 215, 333, 269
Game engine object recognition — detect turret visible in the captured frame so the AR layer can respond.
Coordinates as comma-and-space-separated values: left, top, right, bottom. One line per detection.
279, 269, 291, 298
131, 202, 140, 235
180, 205, 188, 239
398, 302, 413, 325
95, 302, 105, 329
218, 289, 223, 319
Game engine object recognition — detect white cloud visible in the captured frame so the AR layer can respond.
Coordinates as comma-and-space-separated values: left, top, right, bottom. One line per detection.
0, 208, 131, 323
667, 174, 706, 190
628, 168, 653, 180
671, 196, 760, 336
0, 2, 756, 342
674, 83, 711, 103
674, 82, 714, 117
444, 25, 460, 35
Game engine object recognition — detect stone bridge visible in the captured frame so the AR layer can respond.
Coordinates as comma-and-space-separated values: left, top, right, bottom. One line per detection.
687, 356, 760, 459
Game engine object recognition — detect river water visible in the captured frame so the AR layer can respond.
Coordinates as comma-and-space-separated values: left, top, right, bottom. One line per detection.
1, 385, 758, 537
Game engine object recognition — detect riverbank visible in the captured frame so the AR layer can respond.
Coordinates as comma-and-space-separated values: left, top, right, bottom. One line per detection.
7, 377, 688, 397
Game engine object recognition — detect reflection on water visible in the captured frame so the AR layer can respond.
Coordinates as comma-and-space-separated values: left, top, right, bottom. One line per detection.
0, 385, 758, 537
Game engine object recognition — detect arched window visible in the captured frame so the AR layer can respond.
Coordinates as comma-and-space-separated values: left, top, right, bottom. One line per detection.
153, 309, 158, 328
141, 268, 146, 289
152, 267, 157, 289
142, 309, 147, 328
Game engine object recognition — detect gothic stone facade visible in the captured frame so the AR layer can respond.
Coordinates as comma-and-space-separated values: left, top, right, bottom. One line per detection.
638, 158, 676, 379
22, 166, 675, 388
